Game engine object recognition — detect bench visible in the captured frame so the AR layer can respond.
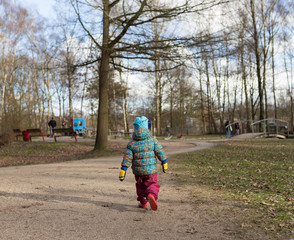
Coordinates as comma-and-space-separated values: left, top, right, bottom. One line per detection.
109, 131, 132, 139
53, 128, 77, 142
13, 129, 23, 140
27, 128, 45, 142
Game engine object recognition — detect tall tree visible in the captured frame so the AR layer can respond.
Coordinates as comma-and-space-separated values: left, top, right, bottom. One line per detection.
250, 0, 264, 129
0, 0, 28, 126
71, 0, 227, 149
238, 11, 251, 130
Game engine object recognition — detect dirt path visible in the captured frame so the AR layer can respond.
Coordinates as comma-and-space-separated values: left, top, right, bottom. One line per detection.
0, 140, 259, 240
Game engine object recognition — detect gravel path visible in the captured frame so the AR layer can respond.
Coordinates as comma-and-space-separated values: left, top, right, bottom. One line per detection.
0, 140, 257, 240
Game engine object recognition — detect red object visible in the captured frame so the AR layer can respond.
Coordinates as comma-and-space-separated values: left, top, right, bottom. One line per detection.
23, 130, 30, 141
148, 194, 158, 211
138, 203, 148, 209
135, 173, 160, 206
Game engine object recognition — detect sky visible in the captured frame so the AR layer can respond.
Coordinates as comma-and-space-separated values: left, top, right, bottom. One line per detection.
21, 0, 56, 19
19, 0, 294, 112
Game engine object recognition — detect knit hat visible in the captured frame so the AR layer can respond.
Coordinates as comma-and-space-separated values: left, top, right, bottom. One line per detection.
133, 116, 149, 131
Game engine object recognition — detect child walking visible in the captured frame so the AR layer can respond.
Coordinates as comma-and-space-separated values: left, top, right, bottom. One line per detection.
119, 116, 168, 211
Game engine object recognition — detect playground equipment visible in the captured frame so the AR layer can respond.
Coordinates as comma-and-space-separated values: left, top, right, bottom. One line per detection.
225, 118, 290, 138
251, 118, 289, 138
69, 118, 87, 135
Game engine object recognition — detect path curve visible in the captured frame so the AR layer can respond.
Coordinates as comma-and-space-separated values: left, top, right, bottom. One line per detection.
0, 140, 247, 240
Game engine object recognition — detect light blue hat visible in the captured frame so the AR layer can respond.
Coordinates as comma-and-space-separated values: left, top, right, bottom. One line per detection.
133, 116, 149, 131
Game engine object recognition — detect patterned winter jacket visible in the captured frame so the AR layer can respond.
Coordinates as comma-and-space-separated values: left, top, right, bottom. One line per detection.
121, 128, 167, 176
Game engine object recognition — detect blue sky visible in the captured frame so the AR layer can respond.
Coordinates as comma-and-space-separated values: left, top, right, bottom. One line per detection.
20, 0, 293, 96
21, 0, 56, 19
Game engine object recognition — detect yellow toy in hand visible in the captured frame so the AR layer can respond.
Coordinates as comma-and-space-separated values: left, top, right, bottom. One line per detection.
119, 166, 128, 181
162, 159, 168, 173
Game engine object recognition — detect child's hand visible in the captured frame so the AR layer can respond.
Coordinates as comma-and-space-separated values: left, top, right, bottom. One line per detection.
162, 159, 168, 173
119, 166, 128, 181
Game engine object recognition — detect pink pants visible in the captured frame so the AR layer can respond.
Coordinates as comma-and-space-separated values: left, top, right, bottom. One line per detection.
135, 173, 160, 204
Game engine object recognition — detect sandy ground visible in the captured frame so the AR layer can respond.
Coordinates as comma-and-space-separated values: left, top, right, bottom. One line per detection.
0, 140, 266, 240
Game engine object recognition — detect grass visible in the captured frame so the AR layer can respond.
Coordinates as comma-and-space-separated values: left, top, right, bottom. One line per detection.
170, 138, 294, 238
156, 134, 224, 140
186, 134, 225, 140
0, 141, 126, 167
0, 142, 67, 156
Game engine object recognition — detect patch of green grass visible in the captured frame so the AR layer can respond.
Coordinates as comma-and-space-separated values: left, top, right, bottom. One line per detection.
0, 142, 70, 156
0, 141, 126, 167
23, 143, 70, 155
170, 139, 294, 237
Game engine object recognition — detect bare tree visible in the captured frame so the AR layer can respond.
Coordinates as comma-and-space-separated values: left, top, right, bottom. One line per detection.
283, 37, 294, 132
71, 0, 227, 149
238, 11, 251, 130
209, 39, 223, 132
0, 0, 37, 132
250, 0, 264, 129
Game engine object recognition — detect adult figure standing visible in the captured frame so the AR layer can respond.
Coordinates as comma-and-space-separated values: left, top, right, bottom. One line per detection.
62, 118, 68, 128
235, 121, 240, 135
166, 126, 170, 137
48, 117, 57, 137
225, 120, 231, 138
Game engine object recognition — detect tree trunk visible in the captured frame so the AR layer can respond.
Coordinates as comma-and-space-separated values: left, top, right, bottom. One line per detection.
80, 71, 87, 118
62, 94, 65, 118
67, 58, 73, 119
284, 49, 294, 133
291, 58, 293, 132
47, 63, 54, 117
222, 74, 226, 126
155, 58, 161, 136
8, 53, 17, 115
95, 0, 110, 150
112, 81, 117, 131
122, 88, 129, 133
226, 70, 231, 121
199, 68, 206, 133
41, 59, 52, 119
0, 44, 6, 122
210, 42, 223, 132
225, 42, 231, 122
169, 85, 174, 129
240, 36, 250, 131
261, 0, 268, 123
232, 83, 237, 121
249, 59, 257, 122
271, 24, 277, 120
204, 54, 212, 133
118, 69, 129, 133
240, 74, 243, 121
32, 55, 43, 128
251, 0, 264, 129
0, 73, 7, 122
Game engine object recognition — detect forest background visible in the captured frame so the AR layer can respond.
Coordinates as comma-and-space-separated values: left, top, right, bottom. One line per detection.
0, 0, 294, 149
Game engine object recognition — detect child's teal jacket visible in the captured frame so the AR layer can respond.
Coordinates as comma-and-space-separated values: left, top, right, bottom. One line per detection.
121, 128, 167, 176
